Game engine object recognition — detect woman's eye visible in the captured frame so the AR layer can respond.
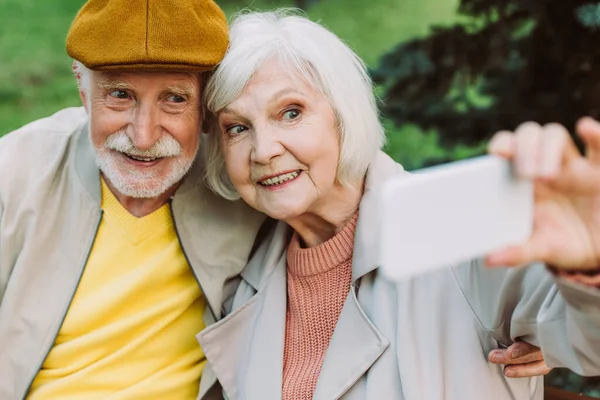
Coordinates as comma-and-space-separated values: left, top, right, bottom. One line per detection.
283, 109, 300, 120
226, 125, 247, 136
167, 94, 186, 103
109, 90, 130, 99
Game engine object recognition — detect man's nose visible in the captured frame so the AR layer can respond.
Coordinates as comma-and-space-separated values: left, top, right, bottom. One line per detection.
129, 105, 162, 151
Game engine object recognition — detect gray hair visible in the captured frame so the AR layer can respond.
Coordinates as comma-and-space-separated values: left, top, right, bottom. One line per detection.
202, 9, 386, 200
72, 60, 92, 95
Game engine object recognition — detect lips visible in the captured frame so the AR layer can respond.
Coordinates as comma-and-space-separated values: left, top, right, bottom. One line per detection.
258, 170, 301, 186
126, 154, 159, 162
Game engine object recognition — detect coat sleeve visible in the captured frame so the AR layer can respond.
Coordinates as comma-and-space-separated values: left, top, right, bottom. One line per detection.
452, 259, 600, 376
0, 202, 5, 306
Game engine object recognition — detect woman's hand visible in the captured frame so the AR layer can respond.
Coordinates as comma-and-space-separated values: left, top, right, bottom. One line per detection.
488, 342, 552, 378
486, 118, 600, 272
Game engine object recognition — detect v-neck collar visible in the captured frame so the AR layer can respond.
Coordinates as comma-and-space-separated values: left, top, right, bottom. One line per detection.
100, 178, 173, 245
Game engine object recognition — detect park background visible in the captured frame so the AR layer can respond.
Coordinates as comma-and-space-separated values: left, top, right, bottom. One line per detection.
1, 0, 600, 396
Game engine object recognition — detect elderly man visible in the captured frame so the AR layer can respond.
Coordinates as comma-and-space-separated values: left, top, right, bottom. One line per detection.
0, 0, 265, 398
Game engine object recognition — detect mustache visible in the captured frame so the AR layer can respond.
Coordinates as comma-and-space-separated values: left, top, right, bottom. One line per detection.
104, 131, 182, 158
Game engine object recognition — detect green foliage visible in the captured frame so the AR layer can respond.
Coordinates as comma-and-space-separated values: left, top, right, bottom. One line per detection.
372, 0, 600, 154
0, 0, 85, 134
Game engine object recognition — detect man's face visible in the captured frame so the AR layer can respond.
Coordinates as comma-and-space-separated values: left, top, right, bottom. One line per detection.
87, 70, 202, 198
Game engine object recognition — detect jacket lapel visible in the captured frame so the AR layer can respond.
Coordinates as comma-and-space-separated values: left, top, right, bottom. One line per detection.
313, 152, 405, 399
312, 284, 389, 400
171, 153, 266, 321
352, 152, 407, 280
197, 223, 290, 400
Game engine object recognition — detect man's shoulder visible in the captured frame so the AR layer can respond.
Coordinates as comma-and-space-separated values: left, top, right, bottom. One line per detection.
0, 107, 87, 155
0, 107, 88, 191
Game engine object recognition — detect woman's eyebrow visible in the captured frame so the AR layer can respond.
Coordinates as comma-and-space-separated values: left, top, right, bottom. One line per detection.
270, 87, 306, 102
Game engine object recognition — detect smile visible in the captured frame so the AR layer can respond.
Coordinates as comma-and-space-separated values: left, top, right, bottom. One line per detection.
258, 170, 301, 186
124, 153, 161, 163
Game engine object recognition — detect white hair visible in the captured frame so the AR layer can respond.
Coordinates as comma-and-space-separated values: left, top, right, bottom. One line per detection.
72, 60, 92, 95
202, 9, 386, 200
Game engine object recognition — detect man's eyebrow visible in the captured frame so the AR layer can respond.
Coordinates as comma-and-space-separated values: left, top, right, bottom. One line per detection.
164, 83, 197, 98
97, 79, 135, 91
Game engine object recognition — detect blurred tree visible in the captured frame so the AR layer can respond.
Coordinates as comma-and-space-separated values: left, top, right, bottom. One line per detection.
372, 0, 600, 151
372, 0, 600, 395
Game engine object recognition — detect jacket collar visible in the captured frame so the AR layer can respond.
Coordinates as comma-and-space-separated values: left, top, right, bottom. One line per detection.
197, 235, 289, 400
352, 151, 406, 280
74, 115, 102, 204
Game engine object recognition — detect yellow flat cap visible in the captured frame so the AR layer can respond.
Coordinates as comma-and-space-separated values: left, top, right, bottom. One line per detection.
66, 0, 229, 71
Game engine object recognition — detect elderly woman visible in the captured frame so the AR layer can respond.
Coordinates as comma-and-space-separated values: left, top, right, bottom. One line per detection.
197, 10, 600, 400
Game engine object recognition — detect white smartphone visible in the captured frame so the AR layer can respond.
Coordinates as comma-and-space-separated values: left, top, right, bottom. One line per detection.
377, 155, 533, 282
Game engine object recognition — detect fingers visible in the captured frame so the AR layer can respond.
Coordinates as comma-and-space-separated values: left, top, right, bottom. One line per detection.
515, 122, 542, 178
503, 361, 552, 378
488, 131, 515, 159
538, 123, 574, 179
489, 122, 580, 180
577, 117, 600, 164
506, 342, 544, 363
489, 342, 542, 365
488, 342, 552, 378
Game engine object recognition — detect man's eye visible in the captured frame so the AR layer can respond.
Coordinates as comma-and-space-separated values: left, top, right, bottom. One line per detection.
167, 95, 186, 103
283, 109, 300, 120
226, 125, 247, 136
109, 90, 130, 99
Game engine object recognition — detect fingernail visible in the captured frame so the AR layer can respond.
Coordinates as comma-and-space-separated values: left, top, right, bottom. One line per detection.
505, 368, 516, 377
492, 353, 502, 363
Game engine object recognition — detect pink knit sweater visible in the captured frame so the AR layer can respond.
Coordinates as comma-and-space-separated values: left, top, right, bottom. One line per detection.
282, 212, 358, 400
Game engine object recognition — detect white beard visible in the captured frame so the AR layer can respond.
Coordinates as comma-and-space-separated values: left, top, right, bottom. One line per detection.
93, 130, 198, 199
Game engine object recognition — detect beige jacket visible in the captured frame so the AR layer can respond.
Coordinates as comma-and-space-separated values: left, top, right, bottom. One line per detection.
197, 151, 600, 400
0, 107, 266, 400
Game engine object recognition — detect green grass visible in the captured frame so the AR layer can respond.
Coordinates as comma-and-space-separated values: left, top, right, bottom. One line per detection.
0, 0, 86, 134
0, 0, 460, 167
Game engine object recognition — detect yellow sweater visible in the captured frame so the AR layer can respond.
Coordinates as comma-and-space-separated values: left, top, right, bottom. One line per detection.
28, 179, 207, 399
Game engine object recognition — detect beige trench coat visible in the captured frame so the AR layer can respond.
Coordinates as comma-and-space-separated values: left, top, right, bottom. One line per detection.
197, 151, 600, 400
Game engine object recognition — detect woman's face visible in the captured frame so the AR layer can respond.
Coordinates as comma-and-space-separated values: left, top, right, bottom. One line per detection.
217, 59, 341, 221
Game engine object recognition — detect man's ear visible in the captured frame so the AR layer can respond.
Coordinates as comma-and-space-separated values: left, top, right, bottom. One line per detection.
72, 61, 89, 112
